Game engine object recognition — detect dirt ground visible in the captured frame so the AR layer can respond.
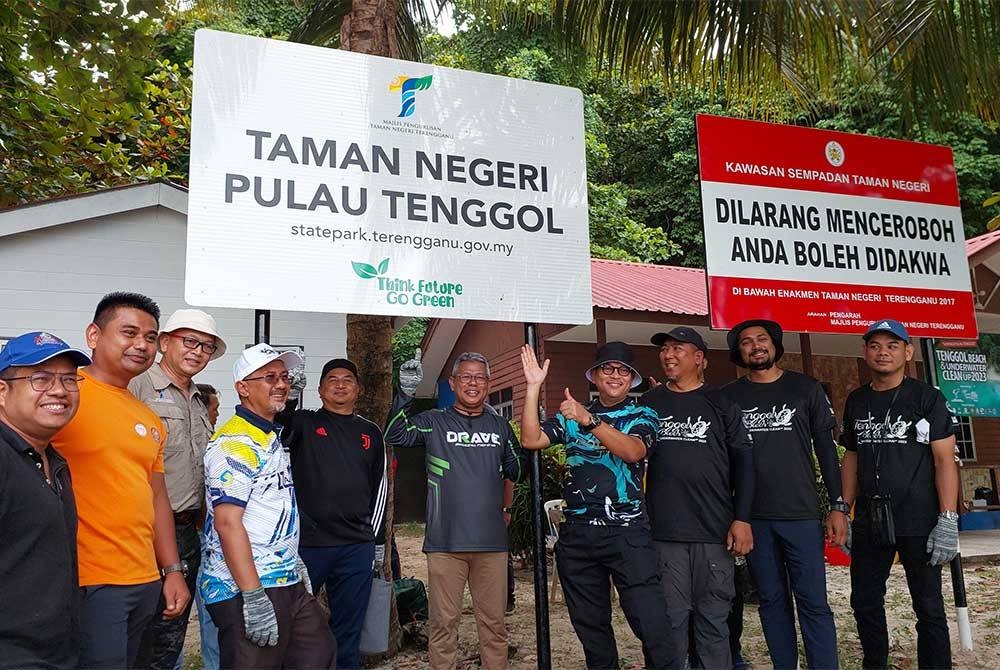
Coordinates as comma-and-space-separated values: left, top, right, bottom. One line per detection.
183, 523, 1000, 669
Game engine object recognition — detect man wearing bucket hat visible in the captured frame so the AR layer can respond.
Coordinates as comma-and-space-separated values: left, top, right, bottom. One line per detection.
129, 309, 226, 669
642, 327, 754, 670
721, 319, 842, 670
0, 332, 90, 669
200, 344, 335, 669
519, 341, 676, 669
841, 319, 959, 669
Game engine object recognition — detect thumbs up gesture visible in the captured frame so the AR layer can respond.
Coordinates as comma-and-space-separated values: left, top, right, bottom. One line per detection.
559, 387, 591, 425
399, 347, 423, 396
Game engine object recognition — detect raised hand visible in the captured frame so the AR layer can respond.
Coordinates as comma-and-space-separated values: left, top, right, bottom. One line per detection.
399, 347, 423, 396
559, 387, 591, 425
520, 344, 550, 387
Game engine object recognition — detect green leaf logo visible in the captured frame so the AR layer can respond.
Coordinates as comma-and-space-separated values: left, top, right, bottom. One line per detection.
352, 258, 390, 279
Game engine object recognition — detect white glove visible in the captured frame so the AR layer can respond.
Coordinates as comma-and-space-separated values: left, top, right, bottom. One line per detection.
374, 544, 385, 573
399, 348, 423, 397
287, 363, 307, 401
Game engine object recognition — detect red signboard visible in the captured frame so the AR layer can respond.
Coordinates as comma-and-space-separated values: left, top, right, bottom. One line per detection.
696, 114, 977, 338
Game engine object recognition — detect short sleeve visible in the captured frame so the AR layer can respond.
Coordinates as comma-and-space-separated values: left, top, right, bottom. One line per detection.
925, 388, 957, 442
808, 380, 837, 433
205, 436, 261, 508
540, 414, 566, 445
626, 406, 658, 444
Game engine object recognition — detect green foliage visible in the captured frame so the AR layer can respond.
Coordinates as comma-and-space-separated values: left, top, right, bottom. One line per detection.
814, 442, 847, 519
392, 318, 429, 377
509, 442, 567, 561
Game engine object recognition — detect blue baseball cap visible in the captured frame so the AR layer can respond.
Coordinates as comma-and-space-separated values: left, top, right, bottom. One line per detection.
863, 319, 910, 343
0, 331, 92, 376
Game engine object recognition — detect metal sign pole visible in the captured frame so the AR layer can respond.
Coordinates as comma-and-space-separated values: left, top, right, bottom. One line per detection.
525, 322, 551, 669
254, 309, 271, 345
921, 337, 973, 651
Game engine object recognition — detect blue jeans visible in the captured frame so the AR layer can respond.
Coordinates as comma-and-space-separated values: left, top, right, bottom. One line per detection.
301, 542, 376, 670
747, 519, 838, 669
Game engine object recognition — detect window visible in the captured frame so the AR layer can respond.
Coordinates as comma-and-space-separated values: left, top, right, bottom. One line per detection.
955, 415, 975, 462
488, 387, 513, 421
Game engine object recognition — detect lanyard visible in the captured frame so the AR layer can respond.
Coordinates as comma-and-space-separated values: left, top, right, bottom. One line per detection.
867, 380, 904, 494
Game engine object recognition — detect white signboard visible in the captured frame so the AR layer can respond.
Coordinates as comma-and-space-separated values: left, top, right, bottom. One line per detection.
187, 30, 591, 324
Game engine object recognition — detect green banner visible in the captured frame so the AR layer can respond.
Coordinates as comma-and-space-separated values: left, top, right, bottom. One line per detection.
933, 335, 1000, 417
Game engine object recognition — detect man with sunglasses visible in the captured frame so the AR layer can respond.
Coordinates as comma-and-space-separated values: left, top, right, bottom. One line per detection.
129, 309, 227, 669
519, 342, 677, 670
386, 350, 522, 670
52, 292, 191, 668
201, 344, 335, 669
0, 332, 91, 669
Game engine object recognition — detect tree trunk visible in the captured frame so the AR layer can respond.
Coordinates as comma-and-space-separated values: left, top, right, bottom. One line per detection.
343, 1, 405, 661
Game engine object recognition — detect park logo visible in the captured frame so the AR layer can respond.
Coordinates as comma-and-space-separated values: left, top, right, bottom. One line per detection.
352, 258, 464, 309
657, 416, 712, 442
825, 140, 845, 167
389, 75, 433, 117
741, 404, 796, 432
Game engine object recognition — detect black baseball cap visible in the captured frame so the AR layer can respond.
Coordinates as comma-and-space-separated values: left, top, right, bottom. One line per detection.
651, 327, 708, 353
726, 319, 785, 367
321, 358, 359, 379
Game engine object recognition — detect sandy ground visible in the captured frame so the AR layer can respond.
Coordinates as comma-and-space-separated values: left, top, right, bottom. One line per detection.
182, 523, 1000, 669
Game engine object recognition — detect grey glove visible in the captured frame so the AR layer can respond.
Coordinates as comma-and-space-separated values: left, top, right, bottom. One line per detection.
295, 556, 312, 595
399, 348, 423, 397
926, 513, 959, 566
374, 544, 385, 573
241, 587, 278, 647
287, 363, 307, 401
842, 518, 852, 556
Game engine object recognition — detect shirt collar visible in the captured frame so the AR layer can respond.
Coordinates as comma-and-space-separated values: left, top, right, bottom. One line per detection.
149, 362, 201, 398
0, 420, 63, 465
236, 405, 277, 434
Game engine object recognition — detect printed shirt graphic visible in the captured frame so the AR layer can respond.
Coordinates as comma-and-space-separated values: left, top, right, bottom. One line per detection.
723, 371, 837, 520
541, 399, 657, 526
385, 392, 522, 553
201, 408, 299, 604
842, 378, 957, 536
641, 385, 753, 544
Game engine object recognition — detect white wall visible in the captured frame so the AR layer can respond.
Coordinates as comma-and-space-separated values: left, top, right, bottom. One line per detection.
0, 205, 346, 420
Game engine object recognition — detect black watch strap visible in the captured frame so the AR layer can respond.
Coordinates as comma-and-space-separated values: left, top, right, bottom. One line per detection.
581, 415, 603, 432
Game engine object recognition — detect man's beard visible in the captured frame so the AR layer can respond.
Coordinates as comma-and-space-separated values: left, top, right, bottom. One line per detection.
746, 354, 774, 371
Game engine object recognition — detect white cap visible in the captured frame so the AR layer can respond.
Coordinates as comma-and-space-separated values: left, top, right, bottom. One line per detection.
161, 309, 227, 360
234, 343, 304, 383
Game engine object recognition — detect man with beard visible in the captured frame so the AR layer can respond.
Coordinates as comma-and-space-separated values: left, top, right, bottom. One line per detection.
131, 309, 226, 670
842, 319, 959, 669
642, 327, 754, 670
201, 344, 335, 669
386, 351, 522, 670
519, 342, 677, 670
722, 320, 843, 669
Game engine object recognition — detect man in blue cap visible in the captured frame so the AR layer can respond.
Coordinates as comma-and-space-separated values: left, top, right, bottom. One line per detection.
0, 331, 91, 669
841, 319, 959, 669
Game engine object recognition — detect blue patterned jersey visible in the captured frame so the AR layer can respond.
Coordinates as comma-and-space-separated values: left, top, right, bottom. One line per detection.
541, 399, 657, 526
200, 406, 299, 604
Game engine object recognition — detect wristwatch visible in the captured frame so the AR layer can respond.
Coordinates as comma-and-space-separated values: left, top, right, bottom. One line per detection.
940, 510, 960, 521
160, 561, 189, 579
830, 501, 851, 515
502, 507, 513, 514
580, 414, 603, 433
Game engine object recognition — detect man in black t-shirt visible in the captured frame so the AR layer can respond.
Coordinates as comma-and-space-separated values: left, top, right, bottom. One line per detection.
281, 358, 387, 670
841, 319, 960, 670
642, 327, 754, 670
722, 319, 842, 669
520, 342, 676, 670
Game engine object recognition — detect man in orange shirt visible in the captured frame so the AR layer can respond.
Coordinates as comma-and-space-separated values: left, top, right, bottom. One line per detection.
53, 292, 191, 668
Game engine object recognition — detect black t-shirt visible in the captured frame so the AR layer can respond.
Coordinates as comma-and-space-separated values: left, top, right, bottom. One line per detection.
540, 399, 657, 526
281, 408, 387, 547
723, 371, 838, 520
642, 385, 754, 544
842, 378, 957, 536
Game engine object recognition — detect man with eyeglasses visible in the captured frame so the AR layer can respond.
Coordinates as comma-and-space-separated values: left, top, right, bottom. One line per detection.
386, 350, 522, 670
201, 344, 335, 669
52, 292, 191, 668
129, 309, 227, 670
0, 332, 91, 669
278, 358, 388, 669
519, 341, 677, 669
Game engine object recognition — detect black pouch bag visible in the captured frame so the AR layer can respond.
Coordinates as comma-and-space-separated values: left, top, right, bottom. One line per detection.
867, 494, 896, 547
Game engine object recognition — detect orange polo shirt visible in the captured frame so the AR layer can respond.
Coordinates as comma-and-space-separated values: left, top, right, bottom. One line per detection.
52, 369, 166, 586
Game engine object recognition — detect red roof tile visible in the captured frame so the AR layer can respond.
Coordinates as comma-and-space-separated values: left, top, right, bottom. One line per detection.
967, 229, 1000, 259
591, 259, 708, 314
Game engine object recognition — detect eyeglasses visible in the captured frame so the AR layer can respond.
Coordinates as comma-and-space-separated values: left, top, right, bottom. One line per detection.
169, 334, 219, 355
243, 372, 290, 385
454, 374, 489, 385
2, 372, 84, 392
597, 364, 633, 377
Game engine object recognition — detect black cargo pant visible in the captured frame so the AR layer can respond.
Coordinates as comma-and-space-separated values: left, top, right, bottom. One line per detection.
135, 517, 201, 670
556, 523, 677, 669
850, 526, 952, 669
